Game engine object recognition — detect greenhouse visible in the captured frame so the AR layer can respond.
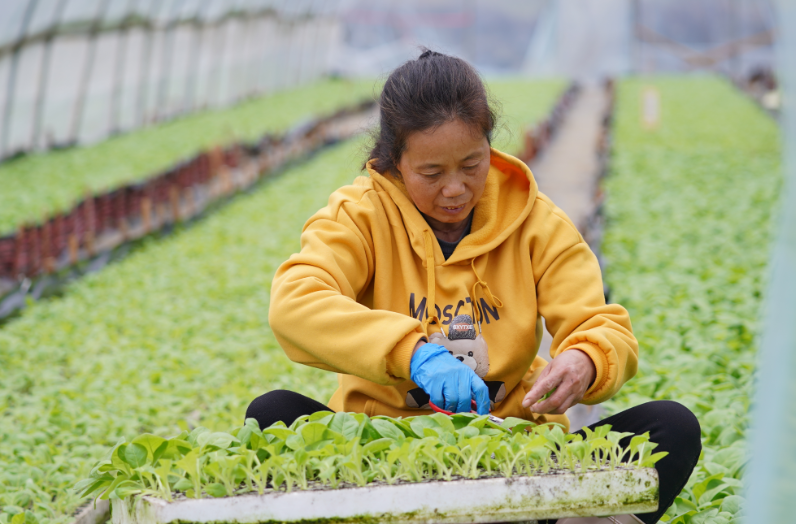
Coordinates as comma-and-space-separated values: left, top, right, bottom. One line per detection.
0, 1, 794, 524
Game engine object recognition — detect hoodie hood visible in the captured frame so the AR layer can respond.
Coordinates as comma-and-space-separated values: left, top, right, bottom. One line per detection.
363, 148, 539, 266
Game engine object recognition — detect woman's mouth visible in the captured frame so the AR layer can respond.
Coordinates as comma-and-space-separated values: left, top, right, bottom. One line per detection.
441, 204, 466, 214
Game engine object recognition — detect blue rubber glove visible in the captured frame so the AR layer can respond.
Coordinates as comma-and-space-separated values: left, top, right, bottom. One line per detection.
410, 343, 490, 415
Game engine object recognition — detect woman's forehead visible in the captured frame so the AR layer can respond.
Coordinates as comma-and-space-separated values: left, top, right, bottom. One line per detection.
403, 120, 488, 166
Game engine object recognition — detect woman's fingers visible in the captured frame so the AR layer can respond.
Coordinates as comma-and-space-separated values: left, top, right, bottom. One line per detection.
548, 392, 580, 415
522, 365, 550, 408
523, 350, 596, 413
530, 377, 569, 413
528, 364, 586, 414
522, 365, 562, 409
532, 374, 588, 414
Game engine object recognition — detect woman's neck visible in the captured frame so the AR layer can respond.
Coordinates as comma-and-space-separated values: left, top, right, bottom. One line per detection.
422, 210, 473, 243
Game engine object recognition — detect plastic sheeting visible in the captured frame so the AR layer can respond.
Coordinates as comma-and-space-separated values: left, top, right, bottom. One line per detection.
0, 0, 341, 158
0, 0, 779, 159
744, 0, 796, 521
331, 0, 775, 79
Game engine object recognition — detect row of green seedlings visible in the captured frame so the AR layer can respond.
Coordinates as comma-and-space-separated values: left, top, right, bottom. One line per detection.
77, 412, 667, 502
0, 101, 374, 286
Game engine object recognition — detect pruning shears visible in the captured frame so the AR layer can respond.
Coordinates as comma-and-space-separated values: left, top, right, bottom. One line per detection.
429, 399, 505, 426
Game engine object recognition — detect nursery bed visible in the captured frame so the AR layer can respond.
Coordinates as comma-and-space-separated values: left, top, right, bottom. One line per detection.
112, 469, 658, 524
0, 79, 376, 236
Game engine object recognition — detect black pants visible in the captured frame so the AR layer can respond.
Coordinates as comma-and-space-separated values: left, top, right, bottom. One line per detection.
246, 391, 701, 524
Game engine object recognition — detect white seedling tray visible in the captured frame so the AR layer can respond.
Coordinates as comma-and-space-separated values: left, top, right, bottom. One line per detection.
112, 468, 658, 524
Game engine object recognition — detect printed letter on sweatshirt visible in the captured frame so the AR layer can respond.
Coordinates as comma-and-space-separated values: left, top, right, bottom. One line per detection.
480, 297, 500, 324
409, 293, 426, 320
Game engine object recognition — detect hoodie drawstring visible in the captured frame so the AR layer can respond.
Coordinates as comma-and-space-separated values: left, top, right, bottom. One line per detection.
422, 230, 441, 334
470, 258, 503, 335
422, 229, 503, 337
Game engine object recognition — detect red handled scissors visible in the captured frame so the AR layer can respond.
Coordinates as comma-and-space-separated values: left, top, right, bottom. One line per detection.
429, 399, 504, 425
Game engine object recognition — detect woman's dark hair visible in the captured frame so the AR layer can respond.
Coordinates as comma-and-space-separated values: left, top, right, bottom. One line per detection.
366, 49, 498, 175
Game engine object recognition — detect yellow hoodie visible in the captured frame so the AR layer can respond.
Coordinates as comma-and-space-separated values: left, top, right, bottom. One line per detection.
270, 149, 638, 430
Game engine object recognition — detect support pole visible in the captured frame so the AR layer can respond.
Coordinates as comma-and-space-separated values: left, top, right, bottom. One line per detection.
68, 0, 112, 145
135, 1, 161, 127
255, 9, 276, 94
0, 0, 41, 158
208, 9, 230, 107
156, 0, 190, 121
109, 0, 141, 134
184, 0, 214, 113
30, 0, 71, 150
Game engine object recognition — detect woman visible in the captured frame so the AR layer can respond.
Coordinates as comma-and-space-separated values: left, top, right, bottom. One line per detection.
247, 50, 700, 523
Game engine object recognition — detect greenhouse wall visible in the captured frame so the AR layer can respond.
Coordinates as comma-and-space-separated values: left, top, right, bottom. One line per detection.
745, 0, 796, 521
0, 0, 778, 160
0, 0, 341, 159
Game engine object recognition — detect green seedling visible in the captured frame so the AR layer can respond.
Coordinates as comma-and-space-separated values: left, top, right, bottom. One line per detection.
540, 387, 558, 401
77, 414, 664, 502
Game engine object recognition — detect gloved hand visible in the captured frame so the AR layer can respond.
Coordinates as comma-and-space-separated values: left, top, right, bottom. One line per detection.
410, 342, 490, 415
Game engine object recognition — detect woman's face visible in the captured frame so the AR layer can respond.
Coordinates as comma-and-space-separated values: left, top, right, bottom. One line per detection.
397, 119, 490, 226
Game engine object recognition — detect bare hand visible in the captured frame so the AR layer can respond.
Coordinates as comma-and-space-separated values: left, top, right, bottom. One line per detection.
522, 350, 596, 414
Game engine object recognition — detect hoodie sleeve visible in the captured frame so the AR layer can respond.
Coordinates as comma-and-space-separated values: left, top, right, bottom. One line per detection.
531, 196, 638, 404
269, 187, 427, 386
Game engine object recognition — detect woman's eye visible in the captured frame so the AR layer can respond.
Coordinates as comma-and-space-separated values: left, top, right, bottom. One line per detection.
463, 164, 479, 171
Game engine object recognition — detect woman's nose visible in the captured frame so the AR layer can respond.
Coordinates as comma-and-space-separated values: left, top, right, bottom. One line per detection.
441, 178, 466, 198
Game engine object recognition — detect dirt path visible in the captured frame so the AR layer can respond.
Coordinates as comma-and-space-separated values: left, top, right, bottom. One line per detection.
530, 82, 609, 431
